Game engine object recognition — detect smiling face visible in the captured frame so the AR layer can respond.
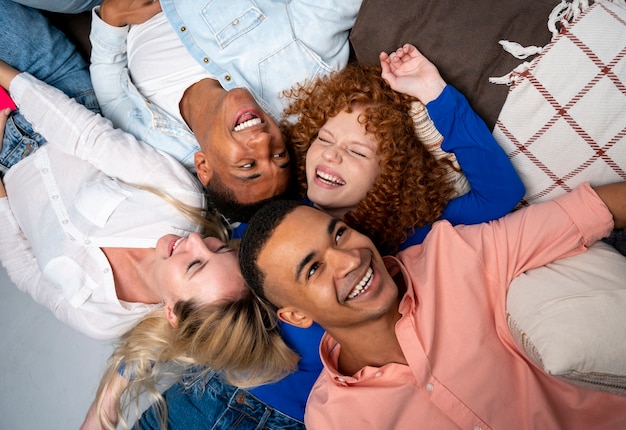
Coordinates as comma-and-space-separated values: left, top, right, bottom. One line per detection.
305, 106, 381, 219
154, 233, 246, 324
192, 87, 291, 204
256, 206, 399, 332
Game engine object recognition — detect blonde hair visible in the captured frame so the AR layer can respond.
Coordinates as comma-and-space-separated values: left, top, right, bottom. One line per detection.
95, 296, 298, 429
133, 183, 228, 242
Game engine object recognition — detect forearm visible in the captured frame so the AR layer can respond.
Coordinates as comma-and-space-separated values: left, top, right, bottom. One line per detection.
89, 7, 139, 132
458, 183, 614, 287
81, 372, 128, 430
592, 182, 626, 229
430, 86, 524, 224
0, 61, 20, 92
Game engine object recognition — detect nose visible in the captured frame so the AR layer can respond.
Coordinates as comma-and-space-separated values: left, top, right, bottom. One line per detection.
321, 145, 342, 163
246, 131, 272, 155
186, 233, 211, 253
327, 247, 361, 279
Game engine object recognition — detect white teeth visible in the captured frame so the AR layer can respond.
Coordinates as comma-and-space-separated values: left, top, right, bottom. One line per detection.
172, 237, 184, 255
234, 117, 262, 131
348, 267, 373, 299
317, 170, 345, 186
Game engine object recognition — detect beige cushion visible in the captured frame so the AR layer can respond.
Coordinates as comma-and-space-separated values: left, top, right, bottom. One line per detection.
507, 241, 626, 396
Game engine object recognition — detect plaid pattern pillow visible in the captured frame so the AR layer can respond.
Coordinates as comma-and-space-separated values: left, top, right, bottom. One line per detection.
493, 0, 626, 206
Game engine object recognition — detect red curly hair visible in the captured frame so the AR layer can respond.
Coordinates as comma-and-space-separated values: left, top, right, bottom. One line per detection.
281, 64, 454, 252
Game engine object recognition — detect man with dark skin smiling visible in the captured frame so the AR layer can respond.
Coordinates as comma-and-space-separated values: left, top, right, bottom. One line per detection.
239, 181, 626, 429
90, 0, 361, 223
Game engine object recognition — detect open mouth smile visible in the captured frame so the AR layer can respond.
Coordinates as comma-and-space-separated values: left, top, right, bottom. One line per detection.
169, 237, 184, 256
316, 169, 346, 186
347, 266, 373, 299
234, 112, 262, 131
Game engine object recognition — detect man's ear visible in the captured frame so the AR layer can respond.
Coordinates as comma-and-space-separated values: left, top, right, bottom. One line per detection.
276, 306, 314, 328
164, 302, 178, 328
194, 151, 213, 186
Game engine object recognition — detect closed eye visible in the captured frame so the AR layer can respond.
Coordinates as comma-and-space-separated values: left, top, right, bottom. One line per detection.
316, 135, 331, 145
187, 259, 202, 272
350, 149, 367, 158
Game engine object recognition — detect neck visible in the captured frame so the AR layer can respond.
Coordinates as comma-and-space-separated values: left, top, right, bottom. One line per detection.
102, 247, 161, 304
179, 78, 223, 131
333, 306, 406, 376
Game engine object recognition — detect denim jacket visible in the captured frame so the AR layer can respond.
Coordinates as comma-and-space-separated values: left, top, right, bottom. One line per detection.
90, 0, 361, 172
90, 9, 200, 172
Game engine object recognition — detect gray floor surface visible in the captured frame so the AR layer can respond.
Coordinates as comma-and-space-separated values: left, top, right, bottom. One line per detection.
0, 264, 113, 429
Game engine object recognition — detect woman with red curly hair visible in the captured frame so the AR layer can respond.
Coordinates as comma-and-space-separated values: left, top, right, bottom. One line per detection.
283, 44, 525, 252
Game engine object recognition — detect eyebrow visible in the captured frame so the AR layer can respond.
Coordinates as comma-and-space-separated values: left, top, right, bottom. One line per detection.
320, 128, 375, 152
294, 217, 341, 282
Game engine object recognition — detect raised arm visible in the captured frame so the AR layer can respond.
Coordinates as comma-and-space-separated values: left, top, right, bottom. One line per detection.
381, 44, 524, 228
427, 86, 525, 225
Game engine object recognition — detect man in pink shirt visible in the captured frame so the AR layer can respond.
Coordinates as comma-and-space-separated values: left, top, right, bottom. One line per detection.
239, 181, 626, 429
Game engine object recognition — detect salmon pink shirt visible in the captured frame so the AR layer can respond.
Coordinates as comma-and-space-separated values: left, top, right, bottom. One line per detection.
306, 184, 626, 429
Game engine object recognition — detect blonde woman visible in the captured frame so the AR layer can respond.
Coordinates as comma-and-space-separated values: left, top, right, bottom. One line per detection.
0, 59, 300, 429
0, 59, 248, 337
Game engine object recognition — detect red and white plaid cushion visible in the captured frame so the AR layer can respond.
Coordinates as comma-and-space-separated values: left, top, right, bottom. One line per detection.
493, 0, 626, 206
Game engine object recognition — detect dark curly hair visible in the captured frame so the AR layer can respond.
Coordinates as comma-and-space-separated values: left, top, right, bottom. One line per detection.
281, 64, 454, 252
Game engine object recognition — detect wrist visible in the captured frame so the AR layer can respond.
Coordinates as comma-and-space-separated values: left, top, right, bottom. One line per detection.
419, 79, 447, 105
99, 3, 126, 27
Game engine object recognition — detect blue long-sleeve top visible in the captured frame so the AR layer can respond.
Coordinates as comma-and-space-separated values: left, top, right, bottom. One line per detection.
242, 84, 524, 421
399, 84, 525, 249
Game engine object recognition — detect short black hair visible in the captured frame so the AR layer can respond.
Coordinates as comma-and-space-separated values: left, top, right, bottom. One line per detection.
206, 171, 296, 223
239, 199, 303, 307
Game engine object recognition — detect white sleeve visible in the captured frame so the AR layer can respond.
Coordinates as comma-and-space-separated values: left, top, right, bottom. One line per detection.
9, 72, 201, 201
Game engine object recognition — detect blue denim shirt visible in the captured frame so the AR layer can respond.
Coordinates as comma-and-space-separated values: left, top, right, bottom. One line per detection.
90, 0, 361, 172
160, 0, 360, 121
90, 9, 200, 172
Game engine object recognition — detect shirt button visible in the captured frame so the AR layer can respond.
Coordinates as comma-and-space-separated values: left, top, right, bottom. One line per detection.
180, 26, 186, 32
103, 268, 110, 274
52, 195, 59, 199
224, 75, 232, 81
61, 219, 68, 224
84, 239, 91, 245
233, 19, 239, 25
426, 383, 434, 392
203, 57, 209, 63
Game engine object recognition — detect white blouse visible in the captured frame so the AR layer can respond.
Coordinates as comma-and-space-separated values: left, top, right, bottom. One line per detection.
0, 73, 205, 339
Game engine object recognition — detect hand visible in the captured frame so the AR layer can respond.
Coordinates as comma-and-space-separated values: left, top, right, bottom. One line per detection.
100, 0, 162, 27
379, 44, 446, 104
